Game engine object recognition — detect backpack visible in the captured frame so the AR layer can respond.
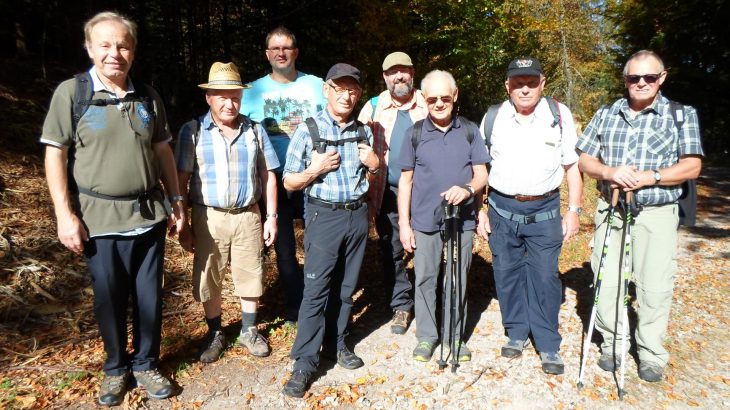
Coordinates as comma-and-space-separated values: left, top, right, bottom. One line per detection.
481, 96, 562, 149
369, 96, 380, 120
304, 117, 369, 154
667, 101, 697, 227
410, 115, 476, 150
72, 71, 155, 134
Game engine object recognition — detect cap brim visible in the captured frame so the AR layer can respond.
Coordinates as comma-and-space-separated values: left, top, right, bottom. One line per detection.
327, 74, 360, 84
507, 68, 542, 78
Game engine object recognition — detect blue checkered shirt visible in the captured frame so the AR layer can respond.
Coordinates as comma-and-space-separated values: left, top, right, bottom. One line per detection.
175, 112, 279, 208
576, 93, 703, 206
283, 109, 374, 202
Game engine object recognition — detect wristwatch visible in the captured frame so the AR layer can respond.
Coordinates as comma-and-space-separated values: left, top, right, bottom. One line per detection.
653, 170, 662, 185
568, 206, 583, 215
266, 213, 278, 219
463, 184, 475, 196
169, 195, 184, 203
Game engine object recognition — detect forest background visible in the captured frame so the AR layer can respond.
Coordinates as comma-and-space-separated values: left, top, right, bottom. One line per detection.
0, 0, 728, 158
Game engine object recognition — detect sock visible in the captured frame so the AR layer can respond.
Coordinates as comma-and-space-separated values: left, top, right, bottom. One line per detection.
242, 312, 257, 331
206, 315, 222, 334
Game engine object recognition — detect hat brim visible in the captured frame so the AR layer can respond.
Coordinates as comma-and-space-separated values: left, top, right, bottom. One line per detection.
198, 83, 251, 90
507, 68, 542, 78
327, 74, 361, 84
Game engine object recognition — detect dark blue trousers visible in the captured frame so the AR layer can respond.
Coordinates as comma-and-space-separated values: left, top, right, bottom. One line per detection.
84, 222, 166, 376
487, 193, 563, 353
273, 176, 304, 322
291, 202, 369, 373
374, 185, 413, 312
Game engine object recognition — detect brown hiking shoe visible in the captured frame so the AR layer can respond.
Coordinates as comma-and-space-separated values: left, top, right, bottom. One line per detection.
239, 326, 270, 357
391, 310, 411, 335
98, 372, 128, 406
200, 330, 226, 363
132, 369, 174, 399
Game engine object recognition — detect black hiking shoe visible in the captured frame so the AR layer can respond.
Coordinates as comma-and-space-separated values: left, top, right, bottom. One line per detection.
597, 353, 621, 372
540, 352, 565, 375
282, 370, 312, 398
336, 347, 364, 370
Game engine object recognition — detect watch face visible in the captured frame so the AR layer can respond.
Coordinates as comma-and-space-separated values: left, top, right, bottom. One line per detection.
654, 171, 661, 181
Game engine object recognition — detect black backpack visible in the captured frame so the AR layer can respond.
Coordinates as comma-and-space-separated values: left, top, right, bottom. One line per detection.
481, 96, 562, 149
71, 71, 155, 134
304, 117, 369, 153
410, 115, 476, 149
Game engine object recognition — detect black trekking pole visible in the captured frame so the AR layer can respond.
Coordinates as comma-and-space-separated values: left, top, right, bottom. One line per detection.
435, 201, 452, 371
577, 189, 620, 388
448, 202, 461, 373
615, 191, 638, 400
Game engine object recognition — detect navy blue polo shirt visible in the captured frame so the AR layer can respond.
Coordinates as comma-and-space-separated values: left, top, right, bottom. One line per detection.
397, 116, 490, 232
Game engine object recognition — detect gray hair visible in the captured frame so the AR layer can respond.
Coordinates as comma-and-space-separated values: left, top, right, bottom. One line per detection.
84, 11, 138, 50
420, 70, 457, 95
623, 50, 665, 76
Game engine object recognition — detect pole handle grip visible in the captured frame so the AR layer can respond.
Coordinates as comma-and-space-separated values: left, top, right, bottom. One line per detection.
610, 188, 620, 207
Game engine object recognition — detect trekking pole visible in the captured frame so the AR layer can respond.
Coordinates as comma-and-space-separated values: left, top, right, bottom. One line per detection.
449, 203, 461, 373
617, 191, 637, 400
577, 188, 620, 388
436, 201, 453, 371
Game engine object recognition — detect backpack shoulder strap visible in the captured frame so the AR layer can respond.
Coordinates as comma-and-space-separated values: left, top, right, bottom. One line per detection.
667, 100, 686, 131
305, 117, 323, 153
481, 103, 501, 148
457, 116, 474, 145
544, 96, 562, 131
370, 96, 380, 120
411, 119, 426, 151
72, 72, 94, 132
356, 120, 370, 146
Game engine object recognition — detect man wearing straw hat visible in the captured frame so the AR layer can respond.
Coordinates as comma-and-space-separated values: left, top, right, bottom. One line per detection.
41, 11, 183, 405
175, 62, 280, 364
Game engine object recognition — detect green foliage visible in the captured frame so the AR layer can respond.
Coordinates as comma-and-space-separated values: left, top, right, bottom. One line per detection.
53, 371, 89, 391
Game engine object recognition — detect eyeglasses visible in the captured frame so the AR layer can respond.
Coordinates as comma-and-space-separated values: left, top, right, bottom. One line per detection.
327, 82, 359, 97
267, 46, 295, 53
625, 73, 663, 84
426, 96, 453, 105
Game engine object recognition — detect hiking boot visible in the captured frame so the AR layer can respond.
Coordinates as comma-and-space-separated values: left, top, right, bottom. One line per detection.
390, 310, 411, 335
282, 370, 312, 398
335, 347, 364, 370
455, 341, 472, 362
200, 330, 226, 363
638, 361, 664, 382
413, 341, 436, 362
239, 326, 270, 357
98, 372, 128, 406
132, 369, 173, 399
540, 352, 565, 375
501, 339, 528, 358
597, 352, 621, 372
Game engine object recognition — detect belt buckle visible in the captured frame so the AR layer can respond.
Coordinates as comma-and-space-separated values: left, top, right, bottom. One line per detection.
344, 201, 357, 210
524, 215, 536, 224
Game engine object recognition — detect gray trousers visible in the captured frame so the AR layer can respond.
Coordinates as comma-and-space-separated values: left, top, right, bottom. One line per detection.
413, 230, 473, 344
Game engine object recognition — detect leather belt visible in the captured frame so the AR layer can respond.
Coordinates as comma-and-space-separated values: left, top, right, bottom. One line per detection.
209, 204, 253, 215
492, 187, 559, 202
307, 196, 365, 210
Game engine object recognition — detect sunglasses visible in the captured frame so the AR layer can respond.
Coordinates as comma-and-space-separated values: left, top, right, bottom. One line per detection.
426, 96, 453, 105
625, 73, 663, 84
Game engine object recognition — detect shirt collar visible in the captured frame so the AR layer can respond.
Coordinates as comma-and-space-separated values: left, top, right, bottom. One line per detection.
323, 108, 358, 130
424, 115, 462, 133
88, 66, 135, 95
202, 111, 248, 132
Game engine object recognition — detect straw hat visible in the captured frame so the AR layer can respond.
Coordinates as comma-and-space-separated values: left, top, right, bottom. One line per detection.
198, 62, 250, 89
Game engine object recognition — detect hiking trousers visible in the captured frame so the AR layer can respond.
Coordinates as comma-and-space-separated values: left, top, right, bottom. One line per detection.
591, 199, 679, 367
375, 185, 413, 313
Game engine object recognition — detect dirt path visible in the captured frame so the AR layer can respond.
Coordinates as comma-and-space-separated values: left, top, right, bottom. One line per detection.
137, 168, 729, 410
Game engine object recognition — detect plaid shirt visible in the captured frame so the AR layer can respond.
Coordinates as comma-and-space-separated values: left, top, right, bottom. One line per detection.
176, 112, 279, 208
358, 89, 429, 212
577, 93, 703, 206
283, 109, 374, 202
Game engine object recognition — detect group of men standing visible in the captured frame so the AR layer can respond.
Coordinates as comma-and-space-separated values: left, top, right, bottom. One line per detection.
41, 11, 702, 406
